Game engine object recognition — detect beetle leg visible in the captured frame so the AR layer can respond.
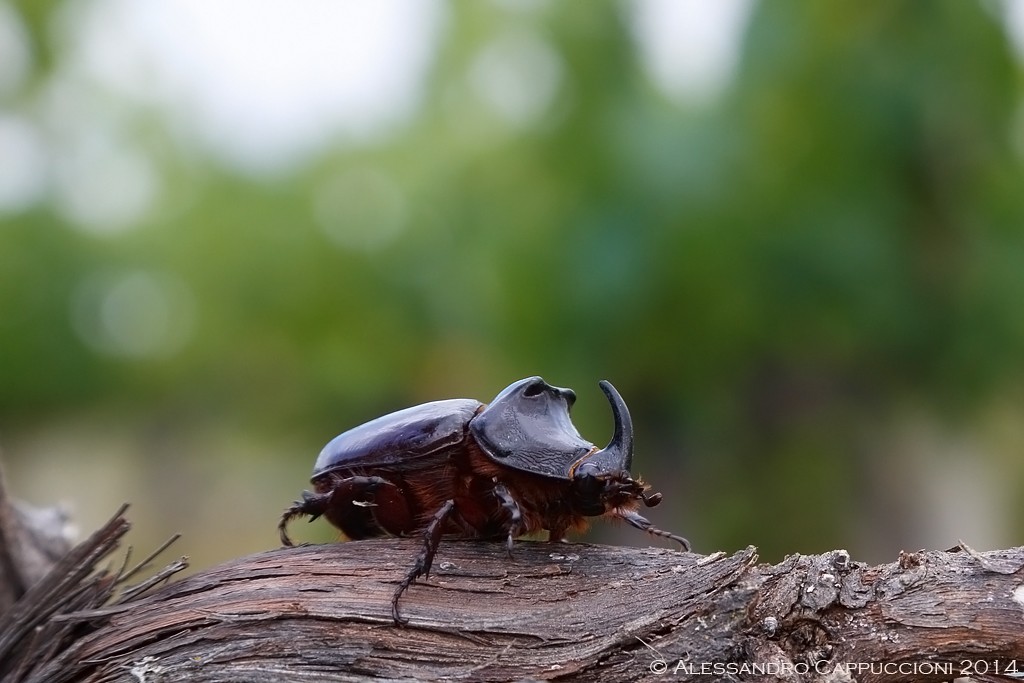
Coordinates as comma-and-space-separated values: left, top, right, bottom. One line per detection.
392, 499, 456, 626
278, 490, 330, 546
615, 508, 691, 551
492, 482, 522, 556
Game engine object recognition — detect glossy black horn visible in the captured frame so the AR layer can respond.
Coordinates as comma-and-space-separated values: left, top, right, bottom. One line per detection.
594, 380, 633, 471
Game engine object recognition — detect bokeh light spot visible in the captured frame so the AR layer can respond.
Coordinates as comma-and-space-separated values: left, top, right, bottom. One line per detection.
469, 29, 565, 128
0, 115, 47, 214
313, 169, 408, 252
71, 270, 196, 359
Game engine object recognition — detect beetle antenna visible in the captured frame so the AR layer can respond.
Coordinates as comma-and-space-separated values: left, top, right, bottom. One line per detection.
641, 491, 663, 507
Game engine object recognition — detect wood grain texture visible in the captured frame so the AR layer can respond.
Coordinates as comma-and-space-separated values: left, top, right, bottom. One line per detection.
35, 540, 756, 682
3, 508, 1024, 682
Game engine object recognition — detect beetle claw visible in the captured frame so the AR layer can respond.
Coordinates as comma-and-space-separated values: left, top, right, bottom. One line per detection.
391, 603, 409, 627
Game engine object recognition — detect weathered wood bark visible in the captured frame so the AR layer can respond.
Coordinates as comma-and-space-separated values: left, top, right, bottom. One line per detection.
1, 504, 1023, 682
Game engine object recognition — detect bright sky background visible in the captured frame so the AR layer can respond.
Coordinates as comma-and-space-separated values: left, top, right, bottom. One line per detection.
4, 0, 1024, 223
55, 0, 447, 171
0, 0, 761, 230
54, 0, 752, 171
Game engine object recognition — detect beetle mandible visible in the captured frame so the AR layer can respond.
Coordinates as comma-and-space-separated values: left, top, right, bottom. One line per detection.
278, 376, 689, 624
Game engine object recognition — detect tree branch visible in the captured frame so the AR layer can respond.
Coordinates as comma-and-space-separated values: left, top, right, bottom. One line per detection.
1, 501, 1023, 682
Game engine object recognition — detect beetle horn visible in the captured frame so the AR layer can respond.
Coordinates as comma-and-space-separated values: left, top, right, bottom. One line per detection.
593, 380, 634, 472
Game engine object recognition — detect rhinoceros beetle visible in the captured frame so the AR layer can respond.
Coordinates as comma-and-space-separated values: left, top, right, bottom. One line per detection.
279, 376, 688, 624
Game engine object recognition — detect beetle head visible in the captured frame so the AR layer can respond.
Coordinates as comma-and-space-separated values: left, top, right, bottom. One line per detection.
471, 376, 593, 479
567, 380, 650, 514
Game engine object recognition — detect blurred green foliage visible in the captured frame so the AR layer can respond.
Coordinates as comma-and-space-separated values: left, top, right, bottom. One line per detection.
2, 0, 1024, 568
